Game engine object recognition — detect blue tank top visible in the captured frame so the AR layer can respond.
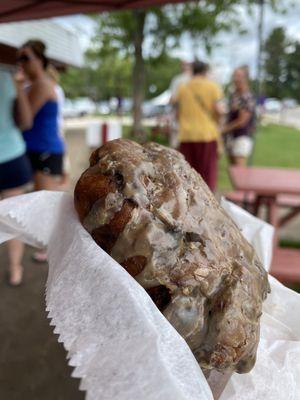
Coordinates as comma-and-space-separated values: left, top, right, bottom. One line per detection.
23, 101, 65, 153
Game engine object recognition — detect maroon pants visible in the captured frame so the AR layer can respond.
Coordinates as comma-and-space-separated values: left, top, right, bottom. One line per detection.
179, 141, 217, 192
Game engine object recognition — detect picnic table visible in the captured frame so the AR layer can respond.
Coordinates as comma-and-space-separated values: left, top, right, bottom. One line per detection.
227, 165, 300, 283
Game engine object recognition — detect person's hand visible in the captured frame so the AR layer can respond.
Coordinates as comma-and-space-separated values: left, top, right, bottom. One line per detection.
14, 68, 26, 90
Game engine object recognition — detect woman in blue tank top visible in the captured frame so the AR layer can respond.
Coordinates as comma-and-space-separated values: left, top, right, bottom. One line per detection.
17, 40, 65, 190
16, 40, 66, 262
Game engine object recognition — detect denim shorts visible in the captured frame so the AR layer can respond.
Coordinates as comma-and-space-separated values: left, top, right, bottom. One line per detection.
0, 153, 32, 191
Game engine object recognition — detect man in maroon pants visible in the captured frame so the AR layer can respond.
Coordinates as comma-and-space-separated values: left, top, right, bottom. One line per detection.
172, 61, 224, 191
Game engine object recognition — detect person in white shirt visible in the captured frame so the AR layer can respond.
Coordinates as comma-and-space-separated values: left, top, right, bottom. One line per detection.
169, 61, 193, 148
47, 64, 70, 190
169, 61, 193, 100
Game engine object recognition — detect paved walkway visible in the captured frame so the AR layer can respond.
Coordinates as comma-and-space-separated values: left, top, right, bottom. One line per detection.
0, 246, 84, 400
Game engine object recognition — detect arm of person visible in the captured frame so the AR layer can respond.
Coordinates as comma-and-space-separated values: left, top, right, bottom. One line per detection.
212, 85, 225, 125
222, 108, 252, 134
169, 76, 179, 105
213, 99, 226, 125
170, 80, 185, 105
170, 90, 179, 105
13, 71, 52, 130
13, 69, 33, 131
27, 80, 53, 118
14, 85, 32, 131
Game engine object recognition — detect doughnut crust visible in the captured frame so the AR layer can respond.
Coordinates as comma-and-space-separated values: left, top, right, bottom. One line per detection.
74, 139, 269, 373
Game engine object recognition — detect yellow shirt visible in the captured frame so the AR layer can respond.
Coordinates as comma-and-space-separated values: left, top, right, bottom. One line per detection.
176, 76, 223, 143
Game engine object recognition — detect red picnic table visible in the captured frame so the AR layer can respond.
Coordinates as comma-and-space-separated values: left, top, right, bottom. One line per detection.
228, 165, 300, 283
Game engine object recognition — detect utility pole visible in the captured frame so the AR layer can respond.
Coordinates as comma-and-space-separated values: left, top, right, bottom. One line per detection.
248, 0, 265, 170
256, 0, 265, 101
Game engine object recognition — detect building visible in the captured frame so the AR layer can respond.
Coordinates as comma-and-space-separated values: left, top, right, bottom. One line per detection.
0, 19, 83, 68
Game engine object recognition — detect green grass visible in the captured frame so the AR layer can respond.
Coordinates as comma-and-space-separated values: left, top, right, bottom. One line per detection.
123, 125, 169, 145
217, 124, 300, 191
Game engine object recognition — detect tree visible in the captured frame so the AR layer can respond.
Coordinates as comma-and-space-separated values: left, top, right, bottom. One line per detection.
61, 39, 132, 101
60, 50, 182, 102
286, 42, 300, 102
145, 55, 181, 99
91, 1, 255, 139
263, 27, 288, 99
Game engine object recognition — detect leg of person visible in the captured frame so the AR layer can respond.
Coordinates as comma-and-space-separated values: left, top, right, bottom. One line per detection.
30, 152, 64, 191
34, 171, 61, 191
179, 142, 195, 167
32, 172, 59, 262
2, 187, 25, 286
231, 136, 253, 167
231, 156, 248, 166
195, 141, 218, 192
190, 141, 217, 191
206, 141, 218, 192
180, 141, 212, 182
32, 153, 64, 261
58, 153, 71, 191
180, 142, 207, 179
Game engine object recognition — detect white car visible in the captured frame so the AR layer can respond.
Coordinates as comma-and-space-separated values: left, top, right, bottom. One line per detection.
282, 98, 297, 109
62, 99, 79, 118
97, 101, 110, 115
264, 98, 282, 113
73, 98, 97, 116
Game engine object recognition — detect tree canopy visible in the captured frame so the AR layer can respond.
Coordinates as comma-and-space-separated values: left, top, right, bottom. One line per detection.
263, 26, 300, 101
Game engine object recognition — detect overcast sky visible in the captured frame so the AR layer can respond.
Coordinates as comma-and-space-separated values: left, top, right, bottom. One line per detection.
54, 1, 300, 84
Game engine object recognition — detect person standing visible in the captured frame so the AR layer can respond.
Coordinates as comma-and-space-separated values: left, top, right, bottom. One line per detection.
172, 61, 224, 192
222, 66, 256, 166
169, 60, 193, 100
17, 40, 65, 190
169, 61, 193, 148
0, 67, 32, 285
47, 64, 70, 190
17, 39, 66, 262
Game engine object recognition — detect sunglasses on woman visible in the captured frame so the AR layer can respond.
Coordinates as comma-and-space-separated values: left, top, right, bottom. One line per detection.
16, 54, 33, 63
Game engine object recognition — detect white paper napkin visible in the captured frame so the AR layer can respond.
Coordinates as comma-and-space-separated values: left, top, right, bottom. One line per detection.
0, 191, 299, 400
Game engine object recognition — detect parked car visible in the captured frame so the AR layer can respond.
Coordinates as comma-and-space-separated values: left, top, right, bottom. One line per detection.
282, 98, 298, 109
72, 97, 97, 116
122, 98, 133, 113
142, 101, 171, 118
62, 99, 79, 118
97, 101, 110, 115
62, 98, 97, 118
264, 98, 282, 113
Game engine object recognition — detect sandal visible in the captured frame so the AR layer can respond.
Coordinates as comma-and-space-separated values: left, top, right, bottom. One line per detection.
32, 251, 48, 263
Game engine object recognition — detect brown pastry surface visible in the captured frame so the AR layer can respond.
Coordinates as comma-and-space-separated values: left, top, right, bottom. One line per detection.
74, 139, 269, 374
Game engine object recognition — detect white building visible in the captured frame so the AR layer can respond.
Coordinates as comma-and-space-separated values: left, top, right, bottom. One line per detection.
0, 19, 83, 68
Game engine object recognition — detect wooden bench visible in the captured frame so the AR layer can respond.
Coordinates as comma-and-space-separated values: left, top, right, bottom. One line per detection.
225, 191, 300, 283
225, 190, 300, 208
270, 248, 300, 283
225, 191, 300, 227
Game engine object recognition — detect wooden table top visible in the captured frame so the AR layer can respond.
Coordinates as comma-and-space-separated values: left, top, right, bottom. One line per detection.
229, 166, 300, 196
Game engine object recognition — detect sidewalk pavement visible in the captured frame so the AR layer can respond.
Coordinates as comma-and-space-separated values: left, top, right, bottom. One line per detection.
0, 245, 84, 400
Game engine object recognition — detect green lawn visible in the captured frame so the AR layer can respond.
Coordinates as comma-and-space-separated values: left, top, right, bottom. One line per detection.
218, 124, 300, 192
